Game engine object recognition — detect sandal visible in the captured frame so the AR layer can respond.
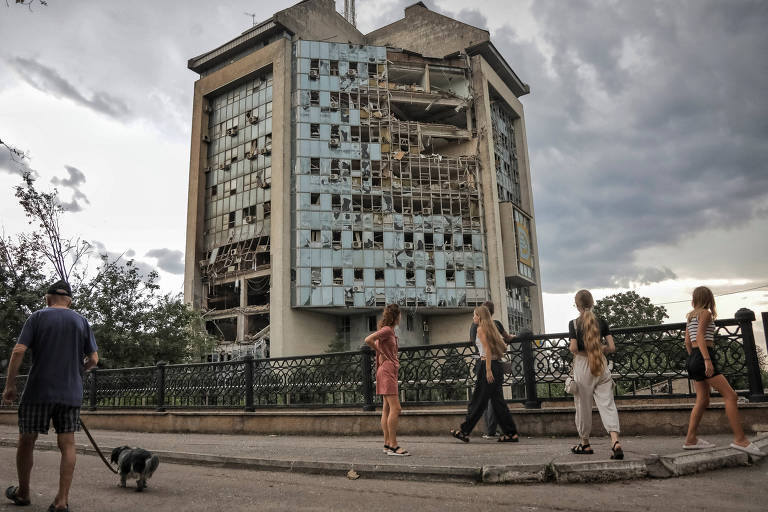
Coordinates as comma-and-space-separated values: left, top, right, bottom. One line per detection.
386, 446, 410, 457
450, 429, 470, 443
570, 443, 594, 455
5, 486, 31, 506
610, 441, 624, 460
498, 434, 519, 443
47, 505, 69, 512
383, 444, 391, 454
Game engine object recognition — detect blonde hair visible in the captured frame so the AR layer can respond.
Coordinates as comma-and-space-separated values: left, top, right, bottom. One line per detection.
475, 305, 506, 359
575, 289, 605, 376
378, 303, 400, 330
686, 286, 717, 322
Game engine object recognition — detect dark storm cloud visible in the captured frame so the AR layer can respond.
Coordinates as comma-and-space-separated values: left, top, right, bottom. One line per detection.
145, 248, 185, 275
51, 165, 90, 212
8, 57, 131, 119
479, 0, 768, 292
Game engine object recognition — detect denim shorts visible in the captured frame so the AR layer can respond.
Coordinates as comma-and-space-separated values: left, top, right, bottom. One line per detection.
18, 403, 81, 434
687, 347, 721, 382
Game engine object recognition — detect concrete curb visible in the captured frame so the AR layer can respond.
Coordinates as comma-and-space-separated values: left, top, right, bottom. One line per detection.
2, 435, 766, 485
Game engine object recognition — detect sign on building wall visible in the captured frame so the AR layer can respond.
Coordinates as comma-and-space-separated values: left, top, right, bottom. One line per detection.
513, 209, 534, 279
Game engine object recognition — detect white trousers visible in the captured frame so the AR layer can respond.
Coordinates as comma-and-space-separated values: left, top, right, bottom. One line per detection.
572, 354, 620, 438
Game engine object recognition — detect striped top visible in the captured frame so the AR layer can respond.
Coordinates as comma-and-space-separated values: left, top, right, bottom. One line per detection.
687, 314, 715, 344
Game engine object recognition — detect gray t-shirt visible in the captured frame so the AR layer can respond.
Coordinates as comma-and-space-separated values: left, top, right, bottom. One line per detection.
17, 307, 98, 406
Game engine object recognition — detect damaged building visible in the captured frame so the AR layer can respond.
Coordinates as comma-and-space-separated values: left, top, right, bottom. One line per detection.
184, 0, 544, 359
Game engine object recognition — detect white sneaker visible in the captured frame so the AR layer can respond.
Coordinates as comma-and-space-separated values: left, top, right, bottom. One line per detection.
482, 433, 498, 439
730, 442, 765, 457
683, 438, 716, 450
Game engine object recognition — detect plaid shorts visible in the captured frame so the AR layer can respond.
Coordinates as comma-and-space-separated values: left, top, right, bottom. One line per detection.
18, 403, 81, 434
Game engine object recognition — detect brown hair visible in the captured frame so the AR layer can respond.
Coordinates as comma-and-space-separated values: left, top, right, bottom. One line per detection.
378, 303, 400, 330
686, 286, 717, 322
575, 289, 605, 376
475, 305, 505, 359
482, 301, 495, 315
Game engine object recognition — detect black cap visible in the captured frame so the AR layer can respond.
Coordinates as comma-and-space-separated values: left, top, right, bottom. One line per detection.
47, 280, 72, 297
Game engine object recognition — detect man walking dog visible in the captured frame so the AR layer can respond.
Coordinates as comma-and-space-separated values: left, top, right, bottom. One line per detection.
2, 280, 99, 512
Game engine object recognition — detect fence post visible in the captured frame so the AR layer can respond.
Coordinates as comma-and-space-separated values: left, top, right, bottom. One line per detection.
244, 355, 255, 412
88, 370, 98, 411
519, 329, 541, 409
735, 308, 766, 402
360, 345, 375, 411
155, 362, 167, 412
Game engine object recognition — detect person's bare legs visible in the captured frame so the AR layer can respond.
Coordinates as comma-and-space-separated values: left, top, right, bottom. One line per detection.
381, 398, 391, 446
16, 433, 37, 503
685, 380, 711, 445
706, 375, 749, 446
383, 395, 402, 449
53, 432, 76, 509
609, 431, 621, 450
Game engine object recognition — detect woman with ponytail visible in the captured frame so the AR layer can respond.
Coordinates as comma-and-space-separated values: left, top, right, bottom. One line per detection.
450, 305, 520, 443
568, 290, 623, 459
364, 304, 409, 456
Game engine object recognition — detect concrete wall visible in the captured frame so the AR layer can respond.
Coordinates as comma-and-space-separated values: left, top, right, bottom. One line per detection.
429, 312, 474, 344
275, 0, 364, 45
366, 3, 489, 59
4, 403, 764, 436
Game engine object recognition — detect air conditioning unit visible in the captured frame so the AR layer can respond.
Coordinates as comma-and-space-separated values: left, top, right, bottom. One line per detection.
402, 207, 411, 214
464, 244, 473, 251
404, 242, 413, 250
309, 69, 320, 80
352, 286, 363, 293
329, 173, 340, 182
219, 162, 231, 171
425, 285, 434, 293
458, 181, 467, 189
260, 180, 270, 189
204, 166, 213, 173
348, 68, 358, 77
247, 113, 259, 124
246, 151, 257, 160
311, 278, 321, 286
330, 101, 339, 111
352, 241, 362, 249
260, 145, 272, 155
202, 135, 211, 143
329, 137, 340, 148
421, 208, 432, 215
227, 127, 239, 137
444, 244, 453, 251
244, 216, 255, 224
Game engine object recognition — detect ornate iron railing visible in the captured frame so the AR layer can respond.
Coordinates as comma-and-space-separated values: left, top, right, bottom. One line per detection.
2, 309, 765, 411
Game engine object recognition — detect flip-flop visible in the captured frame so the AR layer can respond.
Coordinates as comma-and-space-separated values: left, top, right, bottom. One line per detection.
5, 486, 31, 506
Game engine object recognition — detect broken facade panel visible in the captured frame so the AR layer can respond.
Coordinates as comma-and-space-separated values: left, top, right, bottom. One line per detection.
292, 40, 489, 339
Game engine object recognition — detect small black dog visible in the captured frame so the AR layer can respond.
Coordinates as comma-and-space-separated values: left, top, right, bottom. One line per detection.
110, 446, 160, 491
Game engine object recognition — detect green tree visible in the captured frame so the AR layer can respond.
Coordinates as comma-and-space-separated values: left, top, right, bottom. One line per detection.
593, 291, 668, 328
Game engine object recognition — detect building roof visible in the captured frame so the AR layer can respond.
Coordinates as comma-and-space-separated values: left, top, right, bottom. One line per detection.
465, 41, 530, 97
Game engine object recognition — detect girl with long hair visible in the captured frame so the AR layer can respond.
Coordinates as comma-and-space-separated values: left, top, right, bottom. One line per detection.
568, 289, 623, 459
364, 303, 409, 456
683, 286, 762, 455
450, 305, 519, 443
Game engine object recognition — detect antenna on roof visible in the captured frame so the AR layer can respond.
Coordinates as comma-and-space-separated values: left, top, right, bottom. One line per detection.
343, 0, 356, 27
244, 12, 256, 26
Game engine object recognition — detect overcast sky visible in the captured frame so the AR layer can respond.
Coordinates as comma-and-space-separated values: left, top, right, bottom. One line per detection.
0, 0, 766, 337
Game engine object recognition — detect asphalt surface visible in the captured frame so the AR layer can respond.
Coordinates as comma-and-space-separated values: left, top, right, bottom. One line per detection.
0, 425, 756, 469
0, 446, 766, 512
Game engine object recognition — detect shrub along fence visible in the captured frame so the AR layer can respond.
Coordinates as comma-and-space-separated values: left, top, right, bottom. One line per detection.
3, 309, 766, 411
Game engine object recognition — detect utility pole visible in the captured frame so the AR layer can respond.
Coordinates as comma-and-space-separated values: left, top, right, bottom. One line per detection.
244, 12, 256, 27
344, 0, 356, 27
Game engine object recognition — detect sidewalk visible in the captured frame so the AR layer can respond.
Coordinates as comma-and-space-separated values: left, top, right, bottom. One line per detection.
1, 426, 766, 484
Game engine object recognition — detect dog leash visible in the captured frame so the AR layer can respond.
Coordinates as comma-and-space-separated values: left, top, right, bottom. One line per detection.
79, 419, 118, 474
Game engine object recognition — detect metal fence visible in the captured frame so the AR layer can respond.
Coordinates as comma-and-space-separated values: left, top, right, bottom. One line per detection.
3, 309, 766, 411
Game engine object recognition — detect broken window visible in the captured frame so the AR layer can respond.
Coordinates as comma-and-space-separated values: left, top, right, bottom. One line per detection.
330, 60, 339, 76
311, 230, 321, 243
310, 91, 320, 106
228, 212, 236, 229
350, 126, 360, 142
375, 269, 384, 281
311, 192, 320, 206
354, 268, 363, 280
333, 268, 343, 285
368, 315, 377, 331
263, 200, 271, 217
332, 194, 341, 210
206, 317, 237, 341
373, 231, 383, 248
446, 265, 455, 281
310, 123, 320, 138
246, 276, 270, 306
310, 158, 320, 174
207, 281, 240, 311
211, 185, 218, 196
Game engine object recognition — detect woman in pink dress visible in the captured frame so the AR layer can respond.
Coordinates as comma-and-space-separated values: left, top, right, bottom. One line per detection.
364, 303, 409, 456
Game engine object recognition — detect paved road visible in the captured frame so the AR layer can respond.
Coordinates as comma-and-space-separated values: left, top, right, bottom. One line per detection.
1, 447, 765, 512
